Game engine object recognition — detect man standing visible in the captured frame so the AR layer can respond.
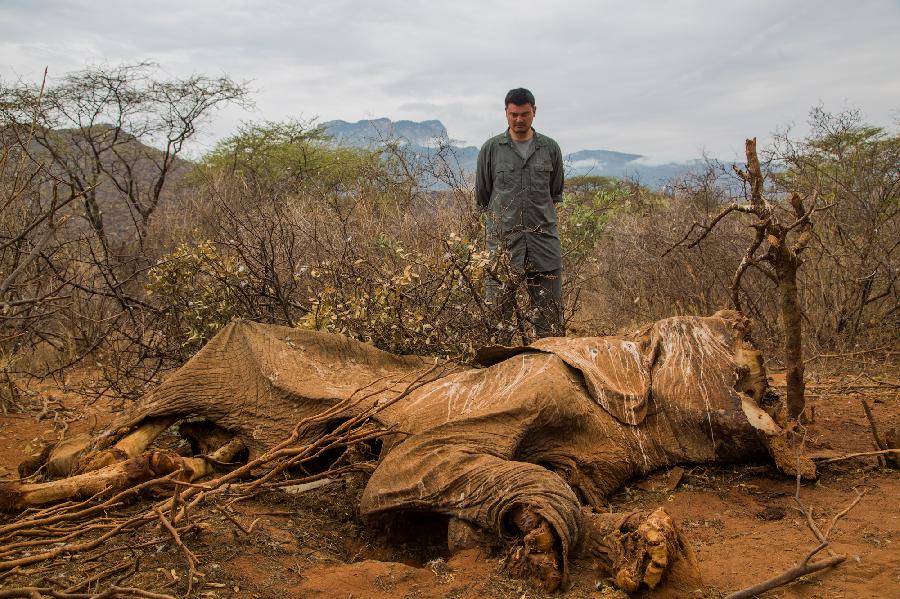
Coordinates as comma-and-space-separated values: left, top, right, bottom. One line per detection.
475, 88, 565, 342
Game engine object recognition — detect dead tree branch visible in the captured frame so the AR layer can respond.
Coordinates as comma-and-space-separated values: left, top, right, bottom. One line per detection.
153, 507, 198, 597
667, 138, 817, 419
726, 478, 865, 597
815, 449, 899, 464
723, 543, 845, 599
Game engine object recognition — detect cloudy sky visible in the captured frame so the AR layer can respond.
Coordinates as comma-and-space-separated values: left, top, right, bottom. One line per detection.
1, 0, 898, 162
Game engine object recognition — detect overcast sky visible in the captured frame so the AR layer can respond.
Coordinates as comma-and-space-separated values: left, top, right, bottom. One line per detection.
1, 0, 898, 162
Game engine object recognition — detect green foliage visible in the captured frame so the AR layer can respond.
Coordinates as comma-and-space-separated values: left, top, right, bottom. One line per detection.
775, 108, 900, 211
146, 230, 502, 362
769, 107, 900, 346
189, 120, 386, 193
559, 178, 648, 261
293, 232, 496, 359
146, 240, 249, 358
564, 175, 620, 195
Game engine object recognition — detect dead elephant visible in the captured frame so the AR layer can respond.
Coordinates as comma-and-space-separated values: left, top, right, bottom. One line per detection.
2, 310, 804, 594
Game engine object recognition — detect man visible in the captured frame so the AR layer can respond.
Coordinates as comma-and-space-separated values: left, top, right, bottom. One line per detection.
475, 88, 565, 342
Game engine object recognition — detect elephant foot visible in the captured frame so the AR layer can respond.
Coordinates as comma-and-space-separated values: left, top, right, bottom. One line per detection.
581, 507, 700, 594
502, 506, 563, 592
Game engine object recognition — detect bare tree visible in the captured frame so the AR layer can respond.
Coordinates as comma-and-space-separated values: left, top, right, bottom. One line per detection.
771, 108, 900, 349
0, 66, 250, 399
0, 63, 250, 242
670, 138, 825, 419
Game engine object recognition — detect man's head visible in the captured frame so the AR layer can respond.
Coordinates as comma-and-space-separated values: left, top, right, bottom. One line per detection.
504, 88, 536, 139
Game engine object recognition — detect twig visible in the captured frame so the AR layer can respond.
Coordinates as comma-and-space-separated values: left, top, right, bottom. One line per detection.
0, 471, 183, 538
815, 449, 899, 464
0, 512, 155, 571
823, 490, 867, 538
246, 517, 262, 534
0, 364, 446, 582
213, 505, 251, 535
794, 488, 867, 558
62, 560, 131, 593
724, 543, 845, 599
83, 537, 166, 563
153, 507, 198, 597
859, 398, 887, 451
860, 398, 888, 466
113, 553, 140, 586
100, 587, 177, 599
169, 480, 181, 523
729, 445, 865, 596
0, 588, 176, 599
803, 346, 896, 363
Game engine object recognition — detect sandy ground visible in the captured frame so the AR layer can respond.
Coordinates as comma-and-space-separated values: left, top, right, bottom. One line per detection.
0, 367, 896, 598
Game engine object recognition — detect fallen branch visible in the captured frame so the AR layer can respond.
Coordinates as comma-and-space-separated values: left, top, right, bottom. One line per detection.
815, 449, 899, 464
860, 398, 889, 466
724, 543, 845, 599
154, 507, 198, 597
62, 560, 131, 593
794, 487, 867, 558
213, 505, 251, 535
0, 364, 448, 592
0, 587, 176, 599
727, 446, 866, 597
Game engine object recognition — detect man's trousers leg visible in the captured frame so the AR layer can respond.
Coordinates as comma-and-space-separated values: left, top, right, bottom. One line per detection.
526, 268, 563, 338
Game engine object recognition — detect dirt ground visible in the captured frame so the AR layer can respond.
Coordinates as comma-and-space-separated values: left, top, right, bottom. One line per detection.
0, 366, 897, 598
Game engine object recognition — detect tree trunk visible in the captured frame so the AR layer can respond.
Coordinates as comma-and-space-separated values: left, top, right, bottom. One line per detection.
774, 250, 805, 419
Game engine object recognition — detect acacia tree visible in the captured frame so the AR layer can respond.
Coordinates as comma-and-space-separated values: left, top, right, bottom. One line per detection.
0, 62, 250, 242
672, 138, 822, 419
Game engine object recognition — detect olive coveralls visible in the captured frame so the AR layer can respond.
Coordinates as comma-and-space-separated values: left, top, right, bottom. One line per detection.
475, 129, 565, 340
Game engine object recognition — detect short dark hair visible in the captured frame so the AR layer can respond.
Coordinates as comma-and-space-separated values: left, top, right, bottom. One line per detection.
504, 88, 535, 108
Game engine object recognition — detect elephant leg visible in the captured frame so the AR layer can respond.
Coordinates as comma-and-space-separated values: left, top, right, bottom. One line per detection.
18, 416, 179, 480
360, 433, 583, 592
1, 438, 245, 512
75, 416, 179, 474
579, 507, 701, 594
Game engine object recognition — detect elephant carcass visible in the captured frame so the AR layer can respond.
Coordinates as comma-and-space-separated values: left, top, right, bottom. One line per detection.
4, 311, 796, 594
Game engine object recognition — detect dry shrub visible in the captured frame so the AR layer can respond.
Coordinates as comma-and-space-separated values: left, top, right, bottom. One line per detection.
578, 198, 753, 334
147, 156, 591, 363
573, 110, 898, 359
3, 96, 895, 400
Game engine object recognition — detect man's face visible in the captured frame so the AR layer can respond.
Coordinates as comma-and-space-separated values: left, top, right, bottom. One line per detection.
505, 103, 536, 136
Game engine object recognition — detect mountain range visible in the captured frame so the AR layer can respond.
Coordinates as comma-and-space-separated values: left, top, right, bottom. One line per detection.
322, 118, 708, 187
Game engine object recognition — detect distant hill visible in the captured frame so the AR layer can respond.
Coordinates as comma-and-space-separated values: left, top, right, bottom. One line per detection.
22, 118, 710, 241
12, 124, 193, 239
323, 118, 448, 147
565, 149, 708, 186
321, 118, 709, 187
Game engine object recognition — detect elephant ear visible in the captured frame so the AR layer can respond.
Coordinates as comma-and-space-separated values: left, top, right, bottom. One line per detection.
530, 336, 651, 426
473, 344, 533, 367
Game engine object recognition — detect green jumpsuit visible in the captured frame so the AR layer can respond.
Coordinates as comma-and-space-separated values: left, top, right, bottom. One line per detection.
475, 129, 565, 339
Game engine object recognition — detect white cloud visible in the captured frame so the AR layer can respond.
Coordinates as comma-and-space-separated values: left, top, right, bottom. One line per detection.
1, 0, 897, 161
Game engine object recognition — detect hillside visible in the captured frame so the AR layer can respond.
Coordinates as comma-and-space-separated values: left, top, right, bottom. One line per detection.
14, 124, 193, 240
322, 117, 709, 186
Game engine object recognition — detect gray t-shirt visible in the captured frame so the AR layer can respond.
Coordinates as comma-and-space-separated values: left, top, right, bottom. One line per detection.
512, 137, 534, 160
